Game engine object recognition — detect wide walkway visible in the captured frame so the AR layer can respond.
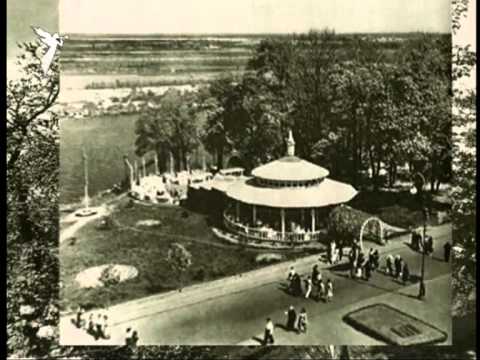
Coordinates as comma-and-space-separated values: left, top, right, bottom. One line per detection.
60, 224, 452, 345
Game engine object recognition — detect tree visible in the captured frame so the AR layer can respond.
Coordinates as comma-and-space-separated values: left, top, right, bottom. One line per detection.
202, 77, 239, 170
448, 2, 477, 355
166, 243, 193, 289
7, 41, 61, 357
135, 89, 203, 172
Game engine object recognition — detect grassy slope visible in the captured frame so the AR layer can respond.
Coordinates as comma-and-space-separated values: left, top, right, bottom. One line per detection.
60, 201, 299, 311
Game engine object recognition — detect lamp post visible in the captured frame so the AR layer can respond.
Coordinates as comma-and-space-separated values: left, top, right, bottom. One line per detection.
410, 172, 427, 300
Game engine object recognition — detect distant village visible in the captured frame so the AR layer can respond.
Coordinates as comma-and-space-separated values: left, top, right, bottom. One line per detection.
56, 88, 167, 119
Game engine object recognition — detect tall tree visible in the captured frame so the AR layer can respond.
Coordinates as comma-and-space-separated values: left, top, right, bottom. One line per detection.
135, 89, 203, 172
7, 41, 61, 357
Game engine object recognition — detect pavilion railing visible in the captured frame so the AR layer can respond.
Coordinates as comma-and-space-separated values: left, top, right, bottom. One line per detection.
223, 212, 323, 245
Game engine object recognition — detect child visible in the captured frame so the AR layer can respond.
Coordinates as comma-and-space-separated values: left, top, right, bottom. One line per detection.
326, 279, 334, 302
297, 308, 308, 333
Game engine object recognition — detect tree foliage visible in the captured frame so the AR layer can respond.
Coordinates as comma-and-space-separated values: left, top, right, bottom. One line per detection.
7, 41, 61, 357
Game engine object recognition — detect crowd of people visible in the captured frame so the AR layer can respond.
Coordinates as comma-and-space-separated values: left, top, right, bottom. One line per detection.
71, 307, 139, 347
262, 264, 335, 344
71, 308, 111, 340
263, 306, 310, 345
263, 232, 448, 345
410, 229, 435, 255
287, 265, 334, 303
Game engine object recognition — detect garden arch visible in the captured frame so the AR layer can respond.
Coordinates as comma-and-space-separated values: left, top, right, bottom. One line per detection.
359, 216, 385, 251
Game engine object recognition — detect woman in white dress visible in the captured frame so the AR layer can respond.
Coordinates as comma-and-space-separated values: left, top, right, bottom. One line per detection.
326, 279, 334, 302
304, 276, 313, 299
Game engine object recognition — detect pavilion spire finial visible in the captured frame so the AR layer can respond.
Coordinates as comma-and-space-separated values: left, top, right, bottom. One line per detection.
287, 129, 295, 156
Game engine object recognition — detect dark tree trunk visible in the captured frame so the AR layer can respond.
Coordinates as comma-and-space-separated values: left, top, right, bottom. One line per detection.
388, 160, 396, 188
181, 150, 188, 172
216, 146, 224, 170
155, 146, 167, 173
173, 151, 181, 172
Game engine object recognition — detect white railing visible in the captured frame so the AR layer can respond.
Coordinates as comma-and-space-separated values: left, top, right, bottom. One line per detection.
223, 212, 324, 245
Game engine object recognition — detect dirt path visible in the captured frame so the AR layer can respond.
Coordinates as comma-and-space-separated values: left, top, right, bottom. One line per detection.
59, 194, 127, 244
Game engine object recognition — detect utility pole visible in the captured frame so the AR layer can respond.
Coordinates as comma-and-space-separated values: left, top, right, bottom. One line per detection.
410, 172, 427, 300
82, 148, 89, 209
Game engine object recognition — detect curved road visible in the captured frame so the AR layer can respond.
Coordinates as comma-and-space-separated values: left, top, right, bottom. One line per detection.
60, 224, 452, 346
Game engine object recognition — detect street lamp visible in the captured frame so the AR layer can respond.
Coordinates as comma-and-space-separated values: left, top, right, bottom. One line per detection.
409, 172, 428, 300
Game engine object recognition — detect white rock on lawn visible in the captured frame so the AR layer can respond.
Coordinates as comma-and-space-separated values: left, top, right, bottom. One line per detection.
75, 264, 138, 288
136, 219, 162, 227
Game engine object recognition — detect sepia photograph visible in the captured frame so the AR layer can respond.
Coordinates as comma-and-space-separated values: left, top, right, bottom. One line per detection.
55, 0, 454, 346
6, 0, 476, 357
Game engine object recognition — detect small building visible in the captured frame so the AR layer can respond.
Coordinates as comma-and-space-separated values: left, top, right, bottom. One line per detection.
130, 175, 172, 204
191, 130, 358, 246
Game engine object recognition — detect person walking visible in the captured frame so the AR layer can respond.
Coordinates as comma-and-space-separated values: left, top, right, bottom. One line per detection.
125, 327, 132, 346
86, 313, 95, 336
293, 273, 302, 297
101, 315, 110, 339
426, 235, 434, 256
287, 266, 296, 281
372, 249, 380, 271
312, 265, 320, 286
386, 254, 394, 276
364, 260, 372, 281
358, 252, 366, 269
402, 262, 410, 284
355, 264, 363, 279
125, 327, 139, 348
368, 248, 374, 263
285, 306, 297, 332
304, 276, 313, 299
297, 308, 308, 333
263, 318, 275, 345
287, 266, 296, 294
394, 255, 402, 279
72, 307, 85, 328
326, 279, 334, 302
94, 313, 103, 340
317, 279, 326, 302
444, 241, 452, 262
331, 240, 338, 264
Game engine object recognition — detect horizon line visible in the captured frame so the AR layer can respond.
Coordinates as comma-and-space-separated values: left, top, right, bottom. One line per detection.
64, 30, 451, 36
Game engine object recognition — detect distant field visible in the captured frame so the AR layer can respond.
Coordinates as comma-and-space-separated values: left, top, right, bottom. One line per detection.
61, 71, 245, 90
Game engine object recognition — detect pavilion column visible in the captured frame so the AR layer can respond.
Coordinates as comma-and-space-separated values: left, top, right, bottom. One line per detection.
281, 208, 285, 240
235, 202, 240, 222
252, 205, 257, 225
301, 209, 305, 228
142, 157, 147, 177
153, 153, 159, 174
311, 208, 316, 232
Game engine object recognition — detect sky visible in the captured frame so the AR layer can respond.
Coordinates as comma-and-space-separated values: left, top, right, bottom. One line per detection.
59, 0, 450, 34
7, 0, 58, 78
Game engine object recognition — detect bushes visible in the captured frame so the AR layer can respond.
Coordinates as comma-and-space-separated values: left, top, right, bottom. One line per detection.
326, 205, 382, 244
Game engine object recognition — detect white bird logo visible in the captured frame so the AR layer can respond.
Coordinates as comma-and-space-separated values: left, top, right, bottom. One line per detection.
31, 27, 68, 75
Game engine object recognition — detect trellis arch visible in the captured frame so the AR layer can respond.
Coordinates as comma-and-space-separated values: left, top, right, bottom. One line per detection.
359, 216, 385, 251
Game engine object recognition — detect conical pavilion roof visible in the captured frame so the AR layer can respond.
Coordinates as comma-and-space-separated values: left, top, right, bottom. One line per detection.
251, 156, 329, 182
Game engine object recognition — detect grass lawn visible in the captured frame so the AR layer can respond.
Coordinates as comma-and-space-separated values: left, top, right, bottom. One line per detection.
60, 200, 304, 311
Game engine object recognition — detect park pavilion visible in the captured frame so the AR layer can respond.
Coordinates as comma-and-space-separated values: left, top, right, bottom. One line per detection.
222, 131, 358, 245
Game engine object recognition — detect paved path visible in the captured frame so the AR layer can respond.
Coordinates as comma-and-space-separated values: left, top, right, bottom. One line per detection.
60, 224, 451, 345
